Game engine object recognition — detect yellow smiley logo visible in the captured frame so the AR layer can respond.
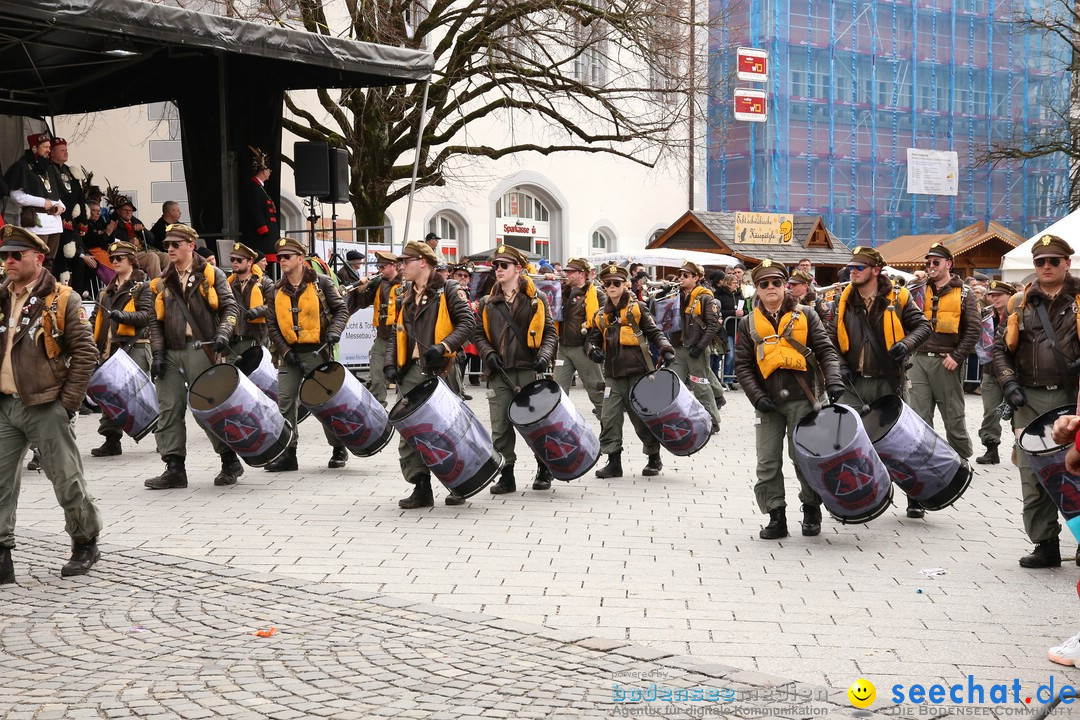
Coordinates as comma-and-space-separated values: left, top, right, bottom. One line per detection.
847, 678, 876, 709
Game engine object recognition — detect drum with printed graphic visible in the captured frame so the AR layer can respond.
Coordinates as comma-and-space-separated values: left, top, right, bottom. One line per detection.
188, 363, 293, 467
300, 362, 394, 457
792, 404, 893, 524
235, 345, 279, 403
629, 368, 712, 456
862, 395, 972, 511
87, 349, 158, 441
389, 377, 502, 498
509, 379, 599, 480
651, 291, 682, 337
1019, 404, 1080, 543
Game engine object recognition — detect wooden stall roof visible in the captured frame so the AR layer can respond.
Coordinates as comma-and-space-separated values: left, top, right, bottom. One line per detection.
877, 221, 1024, 268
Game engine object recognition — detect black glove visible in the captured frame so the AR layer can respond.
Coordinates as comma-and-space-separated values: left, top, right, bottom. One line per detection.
384, 365, 399, 384
689, 346, 703, 359
243, 307, 260, 321
423, 345, 445, 366
151, 352, 166, 380
840, 364, 854, 386
327, 333, 341, 345
1003, 380, 1027, 409
755, 396, 776, 413
533, 356, 549, 372
285, 350, 302, 367
827, 384, 845, 404
588, 348, 606, 364
107, 309, 124, 322
660, 349, 676, 367
485, 353, 504, 373
888, 342, 910, 364
211, 335, 230, 353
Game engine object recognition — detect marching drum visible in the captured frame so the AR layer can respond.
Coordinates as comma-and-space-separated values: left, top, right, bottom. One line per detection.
188, 364, 293, 467
300, 362, 394, 457
389, 377, 502, 499
86, 349, 158, 441
235, 345, 279, 403
509, 379, 599, 480
792, 404, 893, 524
629, 368, 712, 456
651, 291, 682, 338
863, 395, 972, 511
1018, 405, 1080, 543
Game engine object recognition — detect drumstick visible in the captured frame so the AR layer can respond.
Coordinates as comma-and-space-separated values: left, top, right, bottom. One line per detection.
496, 364, 521, 394
841, 375, 870, 414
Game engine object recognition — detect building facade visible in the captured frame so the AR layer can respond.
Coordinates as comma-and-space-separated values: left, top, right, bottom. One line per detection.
708, 0, 1071, 246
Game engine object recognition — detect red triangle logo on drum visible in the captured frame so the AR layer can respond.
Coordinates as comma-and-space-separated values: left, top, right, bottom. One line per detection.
416, 437, 453, 466
222, 417, 258, 444
660, 422, 690, 443
834, 462, 872, 497
329, 415, 363, 436
97, 396, 125, 419
542, 434, 575, 462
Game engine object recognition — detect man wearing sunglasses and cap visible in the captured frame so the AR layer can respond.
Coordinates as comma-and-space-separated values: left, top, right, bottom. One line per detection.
669, 260, 724, 433
734, 259, 843, 540
907, 243, 980, 515
0, 225, 103, 583
994, 234, 1080, 569
226, 242, 272, 356
554, 257, 605, 421
349, 250, 402, 406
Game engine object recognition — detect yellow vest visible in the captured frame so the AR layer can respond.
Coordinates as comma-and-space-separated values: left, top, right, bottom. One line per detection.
40, 285, 74, 360
229, 274, 265, 324
751, 306, 809, 379
275, 282, 322, 345
1003, 287, 1080, 352
395, 285, 456, 367
556, 282, 600, 335
374, 280, 399, 327
481, 276, 546, 349
151, 265, 219, 321
683, 285, 713, 319
596, 299, 645, 348
924, 283, 963, 334
93, 284, 139, 343
834, 283, 908, 353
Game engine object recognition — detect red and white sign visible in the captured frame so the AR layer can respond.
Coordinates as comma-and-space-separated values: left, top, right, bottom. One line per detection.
737, 47, 768, 83
734, 88, 768, 122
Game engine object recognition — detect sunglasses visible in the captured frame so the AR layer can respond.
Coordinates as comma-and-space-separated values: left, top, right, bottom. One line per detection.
925, 258, 944, 267
0, 250, 25, 261
493, 260, 517, 270
678, 271, 695, 278
108, 255, 126, 264
1035, 256, 1063, 268
602, 279, 625, 287
846, 264, 867, 272
757, 278, 784, 289
164, 240, 189, 250
277, 253, 298, 261
229, 256, 248, 263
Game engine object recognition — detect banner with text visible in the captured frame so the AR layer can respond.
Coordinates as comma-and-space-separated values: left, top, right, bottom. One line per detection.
734, 212, 794, 244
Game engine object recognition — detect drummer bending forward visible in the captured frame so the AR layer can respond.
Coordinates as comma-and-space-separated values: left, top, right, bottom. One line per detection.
88, 240, 155, 457
734, 259, 843, 540
386, 240, 477, 509
474, 245, 558, 495
263, 237, 350, 472
227, 241, 272, 356
585, 263, 675, 479
146, 223, 242, 490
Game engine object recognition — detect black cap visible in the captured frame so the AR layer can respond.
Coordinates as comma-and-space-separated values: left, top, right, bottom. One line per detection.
346, 250, 363, 262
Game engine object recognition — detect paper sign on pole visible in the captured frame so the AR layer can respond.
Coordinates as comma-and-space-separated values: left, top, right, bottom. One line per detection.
906, 149, 959, 196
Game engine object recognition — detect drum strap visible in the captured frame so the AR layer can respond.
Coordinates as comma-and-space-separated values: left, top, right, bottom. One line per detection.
778, 307, 825, 405
172, 295, 215, 362
490, 299, 535, 358
1033, 298, 1073, 389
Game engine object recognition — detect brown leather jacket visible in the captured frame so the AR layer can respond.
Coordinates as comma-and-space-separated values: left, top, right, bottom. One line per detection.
827, 275, 931, 380
734, 293, 841, 408
89, 269, 154, 356
386, 273, 476, 371
149, 253, 238, 353
474, 277, 558, 370
0, 270, 98, 411
229, 272, 272, 342
992, 273, 1080, 391
916, 274, 981, 363
585, 292, 672, 379
351, 274, 401, 341
671, 285, 720, 352
559, 283, 599, 348
981, 306, 1007, 377
267, 268, 348, 356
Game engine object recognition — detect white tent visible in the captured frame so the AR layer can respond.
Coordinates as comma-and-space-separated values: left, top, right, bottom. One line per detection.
588, 248, 738, 269
1001, 209, 1080, 283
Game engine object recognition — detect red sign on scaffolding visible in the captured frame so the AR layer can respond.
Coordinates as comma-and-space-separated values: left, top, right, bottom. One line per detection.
734, 88, 767, 122
736, 47, 768, 83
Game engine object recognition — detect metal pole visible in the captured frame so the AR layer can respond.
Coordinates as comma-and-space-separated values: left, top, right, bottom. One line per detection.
401, 80, 430, 250
688, 0, 695, 211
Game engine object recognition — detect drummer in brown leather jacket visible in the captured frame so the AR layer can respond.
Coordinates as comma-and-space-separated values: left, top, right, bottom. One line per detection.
87, 240, 155, 458
734, 259, 843, 540
585, 263, 675, 480
0, 225, 103, 583
226, 241, 272, 356
146, 223, 242, 490
385, 240, 477, 509
669, 261, 724, 431
349, 250, 401, 406
992, 234, 1080, 569
263, 237, 350, 472
473, 245, 558, 496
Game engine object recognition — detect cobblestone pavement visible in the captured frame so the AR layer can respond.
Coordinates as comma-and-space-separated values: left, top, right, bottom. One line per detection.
8, 384, 1080, 716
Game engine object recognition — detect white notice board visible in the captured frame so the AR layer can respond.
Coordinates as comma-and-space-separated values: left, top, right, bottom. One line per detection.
906, 149, 958, 196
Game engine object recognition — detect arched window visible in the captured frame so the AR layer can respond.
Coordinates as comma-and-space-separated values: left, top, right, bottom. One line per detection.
427, 211, 463, 263
494, 189, 552, 258
591, 230, 608, 253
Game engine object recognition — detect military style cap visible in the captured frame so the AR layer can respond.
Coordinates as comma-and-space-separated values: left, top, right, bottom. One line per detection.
851, 245, 886, 268
398, 240, 438, 265
0, 225, 49, 253
164, 223, 199, 244
925, 242, 953, 261
750, 258, 788, 284
986, 280, 1017, 296
449, 262, 473, 276
491, 244, 529, 267
374, 250, 398, 266
275, 237, 307, 256
26, 132, 51, 148
1032, 234, 1074, 259
107, 240, 138, 258
565, 257, 591, 273
230, 242, 258, 260
789, 269, 815, 285
680, 261, 704, 277
598, 263, 630, 281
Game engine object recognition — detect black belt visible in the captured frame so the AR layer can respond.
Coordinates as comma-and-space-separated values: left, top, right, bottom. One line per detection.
1024, 384, 1061, 391
915, 351, 950, 358
293, 343, 323, 353
0, 392, 18, 400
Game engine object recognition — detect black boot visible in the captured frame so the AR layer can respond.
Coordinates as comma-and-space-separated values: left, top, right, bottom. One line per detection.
1019, 540, 1061, 568
490, 464, 516, 495
759, 507, 788, 540
801, 504, 822, 537
214, 450, 244, 486
595, 452, 623, 479
145, 456, 187, 489
328, 446, 348, 469
0, 547, 13, 585
90, 434, 123, 457
399, 476, 434, 509
642, 452, 663, 477
61, 539, 100, 577
264, 448, 298, 472
444, 492, 466, 506
906, 497, 925, 519
532, 461, 553, 490
26, 447, 40, 472
975, 442, 999, 465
